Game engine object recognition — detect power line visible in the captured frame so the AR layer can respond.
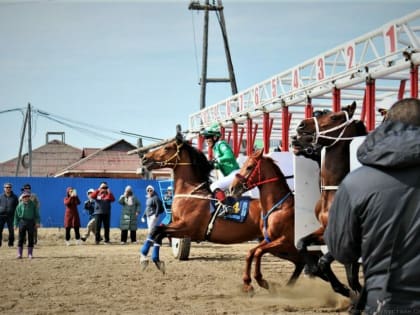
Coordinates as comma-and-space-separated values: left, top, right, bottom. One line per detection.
1, 105, 164, 145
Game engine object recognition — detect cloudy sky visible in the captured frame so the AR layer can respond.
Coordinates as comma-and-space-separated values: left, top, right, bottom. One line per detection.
0, 0, 418, 162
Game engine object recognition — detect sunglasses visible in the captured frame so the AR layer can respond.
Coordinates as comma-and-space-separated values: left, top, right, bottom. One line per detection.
4, 186, 11, 189
101, 186, 108, 189
147, 189, 153, 192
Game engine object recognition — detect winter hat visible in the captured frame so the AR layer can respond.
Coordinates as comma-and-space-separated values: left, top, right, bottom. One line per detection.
146, 185, 154, 192
87, 188, 94, 195
125, 185, 132, 192
21, 191, 31, 198
21, 183, 31, 192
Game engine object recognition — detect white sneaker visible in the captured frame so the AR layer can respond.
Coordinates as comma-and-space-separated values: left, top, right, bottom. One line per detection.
75, 239, 82, 245
65, 241, 71, 246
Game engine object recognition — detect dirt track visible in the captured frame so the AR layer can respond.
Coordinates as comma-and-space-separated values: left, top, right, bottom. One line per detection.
0, 228, 350, 315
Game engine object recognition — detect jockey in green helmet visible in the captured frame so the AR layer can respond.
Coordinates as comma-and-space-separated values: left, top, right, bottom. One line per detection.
201, 123, 240, 216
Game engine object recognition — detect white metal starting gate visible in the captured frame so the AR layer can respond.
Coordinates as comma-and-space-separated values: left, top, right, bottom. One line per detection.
187, 10, 420, 155
186, 10, 420, 250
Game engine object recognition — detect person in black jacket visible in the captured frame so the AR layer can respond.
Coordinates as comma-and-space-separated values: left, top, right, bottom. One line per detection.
325, 98, 420, 314
90, 182, 115, 244
0, 183, 19, 247
80, 189, 98, 242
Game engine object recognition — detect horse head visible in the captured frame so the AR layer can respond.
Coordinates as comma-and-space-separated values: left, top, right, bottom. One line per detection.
292, 101, 366, 150
142, 136, 184, 171
142, 132, 213, 183
230, 149, 286, 198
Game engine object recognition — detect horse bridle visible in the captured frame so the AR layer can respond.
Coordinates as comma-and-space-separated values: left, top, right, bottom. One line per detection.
313, 110, 356, 147
153, 142, 192, 168
235, 158, 280, 191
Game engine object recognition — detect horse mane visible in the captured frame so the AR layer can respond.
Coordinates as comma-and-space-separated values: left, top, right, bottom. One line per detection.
263, 155, 291, 191
181, 140, 213, 182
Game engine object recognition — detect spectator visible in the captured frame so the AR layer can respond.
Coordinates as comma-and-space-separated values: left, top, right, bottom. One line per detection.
162, 186, 173, 212
161, 185, 173, 246
63, 187, 82, 246
90, 182, 115, 244
14, 191, 40, 259
200, 123, 240, 216
139, 184, 164, 271
20, 183, 40, 245
118, 185, 140, 244
141, 185, 164, 234
274, 140, 282, 152
81, 189, 99, 242
325, 98, 420, 313
0, 182, 19, 247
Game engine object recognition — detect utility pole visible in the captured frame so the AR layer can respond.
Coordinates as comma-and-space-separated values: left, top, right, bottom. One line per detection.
189, 0, 238, 109
15, 103, 32, 176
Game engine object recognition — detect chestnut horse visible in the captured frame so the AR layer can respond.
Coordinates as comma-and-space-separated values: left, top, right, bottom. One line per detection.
140, 135, 264, 268
293, 101, 366, 299
229, 149, 308, 294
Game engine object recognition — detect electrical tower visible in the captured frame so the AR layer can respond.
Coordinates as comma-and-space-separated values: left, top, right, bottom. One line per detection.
189, 0, 238, 109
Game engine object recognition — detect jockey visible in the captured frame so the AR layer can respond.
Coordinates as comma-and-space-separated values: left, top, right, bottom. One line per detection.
201, 123, 240, 216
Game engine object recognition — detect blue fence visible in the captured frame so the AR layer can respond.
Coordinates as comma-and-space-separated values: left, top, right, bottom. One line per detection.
0, 177, 168, 229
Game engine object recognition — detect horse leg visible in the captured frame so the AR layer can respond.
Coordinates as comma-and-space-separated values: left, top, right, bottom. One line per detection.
296, 231, 325, 277
150, 228, 166, 274
318, 251, 350, 297
243, 242, 265, 295
252, 246, 269, 290
345, 262, 362, 293
140, 226, 166, 273
285, 260, 305, 286
345, 262, 362, 313
253, 240, 304, 290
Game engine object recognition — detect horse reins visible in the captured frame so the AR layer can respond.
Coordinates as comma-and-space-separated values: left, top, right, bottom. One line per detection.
235, 158, 280, 191
313, 110, 356, 147
154, 142, 192, 168
262, 191, 291, 243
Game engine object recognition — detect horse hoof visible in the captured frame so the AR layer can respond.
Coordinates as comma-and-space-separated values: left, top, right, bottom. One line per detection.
243, 285, 255, 297
257, 279, 269, 290
154, 261, 166, 274
140, 255, 149, 271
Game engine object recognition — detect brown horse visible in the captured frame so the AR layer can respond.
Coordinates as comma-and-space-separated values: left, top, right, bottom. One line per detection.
229, 149, 307, 294
293, 101, 366, 299
140, 135, 264, 268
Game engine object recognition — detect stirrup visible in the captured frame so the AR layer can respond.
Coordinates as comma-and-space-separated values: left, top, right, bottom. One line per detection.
217, 204, 233, 217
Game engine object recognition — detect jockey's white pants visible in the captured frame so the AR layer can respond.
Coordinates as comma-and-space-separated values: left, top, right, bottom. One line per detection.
210, 169, 259, 198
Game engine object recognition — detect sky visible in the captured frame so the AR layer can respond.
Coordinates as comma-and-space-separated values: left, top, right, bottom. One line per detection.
0, 0, 419, 163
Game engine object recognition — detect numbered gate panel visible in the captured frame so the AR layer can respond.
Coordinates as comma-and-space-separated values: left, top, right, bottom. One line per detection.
267, 152, 295, 191
350, 136, 366, 172
293, 155, 321, 247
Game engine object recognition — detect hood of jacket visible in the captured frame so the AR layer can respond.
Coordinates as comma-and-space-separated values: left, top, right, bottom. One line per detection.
357, 120, 420, 169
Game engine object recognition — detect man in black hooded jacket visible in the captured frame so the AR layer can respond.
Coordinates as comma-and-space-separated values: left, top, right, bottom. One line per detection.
325, 98, 420, 314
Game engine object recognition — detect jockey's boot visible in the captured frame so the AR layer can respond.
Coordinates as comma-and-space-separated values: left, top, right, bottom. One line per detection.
214, 189, 238, 217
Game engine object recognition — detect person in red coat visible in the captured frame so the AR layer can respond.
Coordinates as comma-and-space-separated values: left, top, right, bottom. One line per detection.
64, 187, 81, 246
